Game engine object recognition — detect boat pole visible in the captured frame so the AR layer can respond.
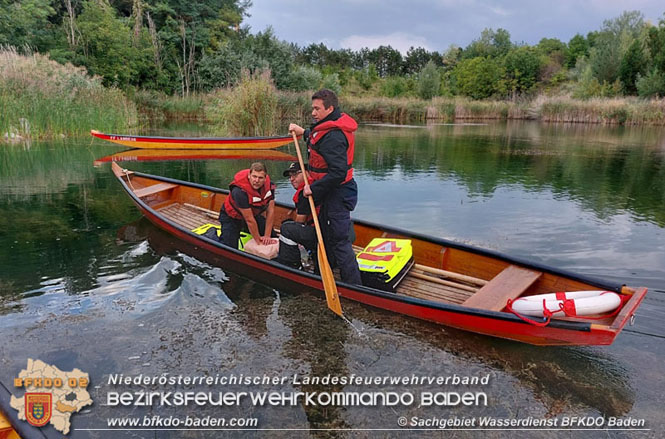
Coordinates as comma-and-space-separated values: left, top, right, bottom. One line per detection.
291, 132, 343, 317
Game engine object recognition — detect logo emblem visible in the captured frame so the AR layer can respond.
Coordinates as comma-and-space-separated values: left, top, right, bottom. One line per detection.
25, 393, 52, 427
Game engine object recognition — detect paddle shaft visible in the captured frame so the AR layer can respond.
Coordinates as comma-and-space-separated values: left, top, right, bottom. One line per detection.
290, 132, 343, 317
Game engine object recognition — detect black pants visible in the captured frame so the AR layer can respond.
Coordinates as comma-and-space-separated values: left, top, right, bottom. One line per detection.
218, 210, 268, 249
275, 220, 317, 269
320, 180, 362, 285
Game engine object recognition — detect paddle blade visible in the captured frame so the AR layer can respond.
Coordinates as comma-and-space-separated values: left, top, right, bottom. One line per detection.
317, 242, 343, 317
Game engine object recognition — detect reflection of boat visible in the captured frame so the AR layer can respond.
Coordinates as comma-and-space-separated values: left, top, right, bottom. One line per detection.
111, 162, 648, 346
93, 148, 297, 166
91, 130, 294, 150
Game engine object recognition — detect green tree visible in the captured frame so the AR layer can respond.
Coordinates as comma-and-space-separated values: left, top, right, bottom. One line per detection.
366, 45, 403, 77
537, 38, 566, 55
453, 57, 505, 99
636, 69, 665, 97
588, 11, 646, 86
565, 34, 589, 68
463, 28, 512, 59
502, 46, 542, 97
403, 46, 432, 75
619, 38, 647, 94
282, 65, 322, 92
417, 60, 440, 99
76, 0, 139, 87
0, 0, 56, 48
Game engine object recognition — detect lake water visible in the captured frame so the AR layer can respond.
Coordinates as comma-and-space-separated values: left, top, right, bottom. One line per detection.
1, 121, 664, 438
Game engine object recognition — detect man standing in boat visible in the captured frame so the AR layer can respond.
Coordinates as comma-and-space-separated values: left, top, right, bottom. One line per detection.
275, 162, 318, 269
289, 89, 361, 284
218, 162, 277, 248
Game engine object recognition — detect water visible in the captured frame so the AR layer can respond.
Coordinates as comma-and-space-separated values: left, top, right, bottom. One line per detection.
1, 121, 664, 438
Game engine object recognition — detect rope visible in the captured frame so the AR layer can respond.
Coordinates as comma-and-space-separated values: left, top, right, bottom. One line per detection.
506, 298, 553, 327
122, 168, 135, 191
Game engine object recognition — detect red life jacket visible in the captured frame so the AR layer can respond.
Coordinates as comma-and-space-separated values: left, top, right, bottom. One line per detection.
223, 169, 274, 220
293, 176, 320, 224
308, 113, 356, 184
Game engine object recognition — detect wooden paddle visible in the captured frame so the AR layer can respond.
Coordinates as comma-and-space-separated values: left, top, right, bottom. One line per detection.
290, 132, 343, 317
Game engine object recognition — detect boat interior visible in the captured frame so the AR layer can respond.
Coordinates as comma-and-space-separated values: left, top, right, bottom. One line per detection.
119, 169, 630, 326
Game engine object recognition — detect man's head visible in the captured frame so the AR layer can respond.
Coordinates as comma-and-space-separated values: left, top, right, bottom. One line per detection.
311, 89, 338, 122
248, 162, 267, 190
283, 162, 305, 189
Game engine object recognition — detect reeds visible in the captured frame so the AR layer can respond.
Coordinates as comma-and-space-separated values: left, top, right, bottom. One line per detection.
538, 96, 665, 125
131, 89, 205, 121
0, 47, 138, 140
206, 70, 280, 136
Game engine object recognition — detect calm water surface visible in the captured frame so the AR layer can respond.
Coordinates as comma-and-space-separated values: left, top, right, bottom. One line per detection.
1, 121, 664, 438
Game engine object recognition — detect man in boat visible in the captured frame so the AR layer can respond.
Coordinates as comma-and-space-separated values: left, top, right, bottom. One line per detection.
288, 89, 361, 284
275, 162, 318, 269
218, 162, 277, 248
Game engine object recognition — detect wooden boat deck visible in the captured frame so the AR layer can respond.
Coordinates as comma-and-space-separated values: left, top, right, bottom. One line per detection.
156, 202, 477, 305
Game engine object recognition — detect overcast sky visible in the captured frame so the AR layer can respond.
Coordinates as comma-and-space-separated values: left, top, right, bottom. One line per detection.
244, 0, 665, 54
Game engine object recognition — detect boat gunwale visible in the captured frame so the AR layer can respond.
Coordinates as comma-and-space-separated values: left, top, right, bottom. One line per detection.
113, 165, 632, 334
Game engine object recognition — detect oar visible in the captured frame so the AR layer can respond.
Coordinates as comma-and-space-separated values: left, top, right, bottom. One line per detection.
290, 132, 343, 317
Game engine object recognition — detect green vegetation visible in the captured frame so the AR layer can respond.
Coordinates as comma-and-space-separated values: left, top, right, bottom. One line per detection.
206, 70, 279, 136
2, 2, 665, 135
0, 47, 137, 139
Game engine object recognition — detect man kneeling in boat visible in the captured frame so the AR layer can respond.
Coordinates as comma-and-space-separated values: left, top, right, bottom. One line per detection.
218, 162, 277, 248
275, 162, 318, 269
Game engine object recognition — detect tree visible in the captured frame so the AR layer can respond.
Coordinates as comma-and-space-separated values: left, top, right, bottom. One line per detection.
417, 61, 440, 99
366, 45, 403, 77
502, 46, 542, 97
566, 34, 589, 68
403, 46, 432, 75
0, 0, 56, 49
463, 28, 512, 59
453, 57, 505, 99
619, 38, 647, 94
537, 38, 566, 55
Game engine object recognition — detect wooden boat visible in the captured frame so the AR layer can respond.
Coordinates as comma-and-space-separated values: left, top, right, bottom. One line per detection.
93, 148, 297, 166
91, 129, 294, 150
111, 162, 648, 346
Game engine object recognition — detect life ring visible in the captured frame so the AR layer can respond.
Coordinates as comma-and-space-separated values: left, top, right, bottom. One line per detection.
510, 290, 622, 317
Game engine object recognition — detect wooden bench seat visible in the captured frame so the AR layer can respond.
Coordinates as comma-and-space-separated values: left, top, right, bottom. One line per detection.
134, 182, 177, 198
462, 265, 542, 311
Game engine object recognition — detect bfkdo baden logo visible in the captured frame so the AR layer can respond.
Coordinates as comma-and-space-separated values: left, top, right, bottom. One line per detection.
24, 393, 52, 427
10, 359, 93, 435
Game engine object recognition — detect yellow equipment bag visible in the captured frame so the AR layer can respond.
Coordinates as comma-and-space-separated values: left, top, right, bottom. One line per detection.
356, 238, 414, 291
191, 223, 252, 251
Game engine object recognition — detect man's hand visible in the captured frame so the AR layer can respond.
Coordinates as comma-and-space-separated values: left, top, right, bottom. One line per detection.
289, 124, 304, 136
260, 235, 278, 245
303, 184, 312, 198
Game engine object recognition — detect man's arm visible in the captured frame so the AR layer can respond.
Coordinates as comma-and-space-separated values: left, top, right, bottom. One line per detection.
262, 200, 276, 244
238, 207, 262, 243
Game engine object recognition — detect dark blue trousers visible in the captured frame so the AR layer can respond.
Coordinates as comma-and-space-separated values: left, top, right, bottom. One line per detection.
320, 180, 361, 285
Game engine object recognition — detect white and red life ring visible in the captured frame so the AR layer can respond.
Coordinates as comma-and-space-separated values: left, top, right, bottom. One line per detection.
510, 290, 622, 318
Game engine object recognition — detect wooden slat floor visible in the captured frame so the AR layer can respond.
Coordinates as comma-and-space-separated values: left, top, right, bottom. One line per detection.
156, 202, 474, 305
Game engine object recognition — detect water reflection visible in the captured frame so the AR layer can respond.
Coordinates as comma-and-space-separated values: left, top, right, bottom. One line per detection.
127, 217, 634, 422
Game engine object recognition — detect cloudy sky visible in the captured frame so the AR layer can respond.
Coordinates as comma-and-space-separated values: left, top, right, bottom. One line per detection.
244, 0, 665, 53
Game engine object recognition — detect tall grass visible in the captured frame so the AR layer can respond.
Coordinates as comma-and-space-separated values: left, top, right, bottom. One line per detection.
131, 89, 205, 121
342, 97, 428, 123
206, 70, 280, 136
538, 96, 665, 125
0, 47, 137, 140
